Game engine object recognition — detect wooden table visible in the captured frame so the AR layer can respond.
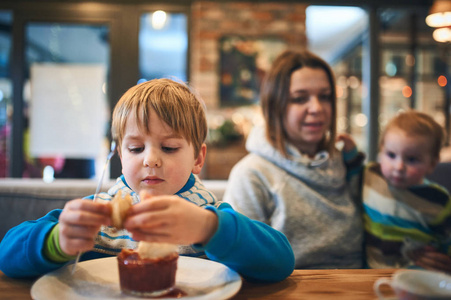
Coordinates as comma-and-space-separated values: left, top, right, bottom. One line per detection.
0, 268, 396, 299
232, 268, 396, 300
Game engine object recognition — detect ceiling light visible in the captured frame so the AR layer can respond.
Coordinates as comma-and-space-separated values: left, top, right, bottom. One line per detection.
151, 10, 167, 30
426, 11, 451, 28
425, 0, 451, 42
433, 27, 451, 43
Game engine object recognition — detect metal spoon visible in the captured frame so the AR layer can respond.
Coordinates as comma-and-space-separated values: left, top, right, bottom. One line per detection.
71, 140, 117, 275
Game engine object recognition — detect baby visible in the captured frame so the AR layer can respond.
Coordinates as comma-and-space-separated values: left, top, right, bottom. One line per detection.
362, 110, 451, 273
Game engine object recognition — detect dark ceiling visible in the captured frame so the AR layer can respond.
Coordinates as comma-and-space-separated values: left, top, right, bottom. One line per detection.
0, 0, 434, 9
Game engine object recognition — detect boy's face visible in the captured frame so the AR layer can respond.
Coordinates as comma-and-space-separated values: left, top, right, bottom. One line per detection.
119, 110, 205, 196
379, 128, 437, 188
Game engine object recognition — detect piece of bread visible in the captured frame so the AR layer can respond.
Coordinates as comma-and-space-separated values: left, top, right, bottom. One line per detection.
137, 241, 178, 259
111, 190, 133, 229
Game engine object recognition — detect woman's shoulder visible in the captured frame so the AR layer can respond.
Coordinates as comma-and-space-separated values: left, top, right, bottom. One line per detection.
227, 153, 292, 195
230, 152, 282, 176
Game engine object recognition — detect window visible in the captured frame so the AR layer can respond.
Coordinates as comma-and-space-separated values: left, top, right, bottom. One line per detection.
139, 11, 187, 83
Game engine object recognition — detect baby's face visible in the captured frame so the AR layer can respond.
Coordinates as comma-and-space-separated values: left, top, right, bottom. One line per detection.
119, 110, 204, 196
379, 128, 437, 188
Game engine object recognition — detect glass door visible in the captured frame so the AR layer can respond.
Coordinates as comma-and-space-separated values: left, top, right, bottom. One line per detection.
6, 3, 190, 179
7, 3, 123, 180
23, 22, 110, 180
139, 11, 188, 82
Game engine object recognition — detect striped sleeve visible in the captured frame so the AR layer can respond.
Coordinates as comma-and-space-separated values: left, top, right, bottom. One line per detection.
363, 163, 451, 267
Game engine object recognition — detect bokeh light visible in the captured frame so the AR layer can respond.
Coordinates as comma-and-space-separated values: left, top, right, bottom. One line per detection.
402, 86, 412, 98
438, 75, 447, 87
354, 113, 368, 127
336, 85, 344, 98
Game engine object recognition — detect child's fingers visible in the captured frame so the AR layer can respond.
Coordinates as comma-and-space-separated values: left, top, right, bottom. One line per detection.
59, 223, 100, 239
128, 195, 180, 215
61, 199, 112, 225
139, 189, 153, 201
58, 224, 102, 255
126, 201, 217, 245
127, 197, 193, 228
58, 199, 113, 256
336, 133, 350, 141
125, 209, 185, 241
336, 133, 345, 141
415, 252, 451, 273
65, 199, 112, 214
125, 211, 168, 229
336, 133, 356, 150
59, 236, 97, 255
124, 197, 179, 231
416, 260, 451, 273
60, 209, 111, 227
128, 229, 170, 243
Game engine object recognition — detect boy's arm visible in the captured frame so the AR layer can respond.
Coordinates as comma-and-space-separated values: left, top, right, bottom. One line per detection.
195, 202, 295, 283
0, 209, 68, 278
44, 224, 78, 263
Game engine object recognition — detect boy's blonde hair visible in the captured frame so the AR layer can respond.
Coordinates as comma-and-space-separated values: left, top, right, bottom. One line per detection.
380, 110, 445, 160
112, 78, 207, 158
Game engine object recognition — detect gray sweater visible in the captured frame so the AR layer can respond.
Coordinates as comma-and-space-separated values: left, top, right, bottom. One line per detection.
223, 125, 363, 269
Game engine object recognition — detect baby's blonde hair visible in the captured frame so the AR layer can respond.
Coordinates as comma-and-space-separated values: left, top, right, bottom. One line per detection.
112, 78, 207, 158
380, 110, 445, 160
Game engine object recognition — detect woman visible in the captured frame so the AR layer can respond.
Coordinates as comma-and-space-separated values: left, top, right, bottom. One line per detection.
223, 50, 363, 269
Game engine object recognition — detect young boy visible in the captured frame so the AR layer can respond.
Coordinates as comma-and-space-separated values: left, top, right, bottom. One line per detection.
0, 78, 295, 281
362, 111, 451, 272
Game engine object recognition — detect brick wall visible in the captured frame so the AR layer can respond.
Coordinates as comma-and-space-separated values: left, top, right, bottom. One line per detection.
190, 1, 308, 179
190, 1, 308, 110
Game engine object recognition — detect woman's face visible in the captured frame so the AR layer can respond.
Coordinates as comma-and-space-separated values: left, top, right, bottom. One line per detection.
284, 67, 332, 156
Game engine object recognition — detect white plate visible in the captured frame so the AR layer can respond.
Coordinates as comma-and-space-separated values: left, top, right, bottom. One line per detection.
31, 256, 242, 300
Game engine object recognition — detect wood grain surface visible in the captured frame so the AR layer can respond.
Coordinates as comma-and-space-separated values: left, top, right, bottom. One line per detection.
0, 268, 397, 300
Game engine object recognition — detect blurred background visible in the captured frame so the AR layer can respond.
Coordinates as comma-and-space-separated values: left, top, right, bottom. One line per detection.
0, 0, 449, 180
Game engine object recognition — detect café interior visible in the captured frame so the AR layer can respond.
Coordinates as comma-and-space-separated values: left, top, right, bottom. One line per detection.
0, 0, 449, 181
0, 1, 451, 298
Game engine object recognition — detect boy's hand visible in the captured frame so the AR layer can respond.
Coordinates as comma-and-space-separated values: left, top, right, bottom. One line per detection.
124, 195, 219, 246
58, 199, 112, 256
410, 246, 451, 274
336, 133, 356, 152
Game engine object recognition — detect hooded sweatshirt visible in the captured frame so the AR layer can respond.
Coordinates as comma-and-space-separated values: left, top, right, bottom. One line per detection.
224, 125, 363, 269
